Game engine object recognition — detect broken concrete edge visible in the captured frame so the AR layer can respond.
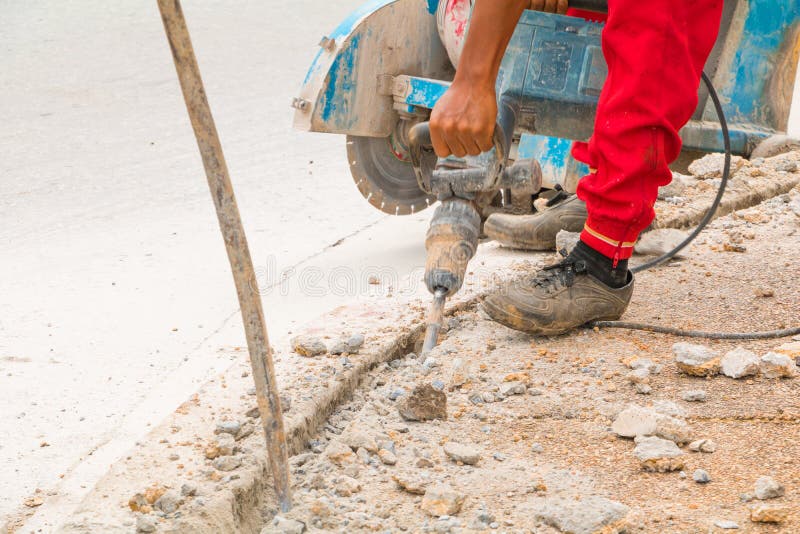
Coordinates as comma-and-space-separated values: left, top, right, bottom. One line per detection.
50, 151, 799, 534
654, 153, 800, 230
53, 269, 497, 533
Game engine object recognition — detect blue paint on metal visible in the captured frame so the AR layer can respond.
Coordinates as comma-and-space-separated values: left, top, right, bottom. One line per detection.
328, 0, 396, 40
406, 77, 450, 107
319, 33, 361, 126
426, 0, 439, 14
299, 0, 395, 89
302, 48, 323, 86
720, 0, 800, 128
518, 134, 586, 184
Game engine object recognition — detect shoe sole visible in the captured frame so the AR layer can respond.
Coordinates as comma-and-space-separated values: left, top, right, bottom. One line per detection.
481, 298, 624, 336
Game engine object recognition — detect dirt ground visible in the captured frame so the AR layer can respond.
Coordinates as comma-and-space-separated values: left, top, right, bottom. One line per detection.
261, 179, 800, 532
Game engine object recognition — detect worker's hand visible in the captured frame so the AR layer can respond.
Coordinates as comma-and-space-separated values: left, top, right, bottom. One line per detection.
429, 80, 497, 158
529, 0, 568, 14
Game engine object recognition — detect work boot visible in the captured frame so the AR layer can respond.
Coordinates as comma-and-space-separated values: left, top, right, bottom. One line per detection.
483, 241, 633, 335
484, 195, 587, 250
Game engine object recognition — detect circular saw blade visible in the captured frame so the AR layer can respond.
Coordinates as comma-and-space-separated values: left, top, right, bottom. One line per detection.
346, 134, 435, 216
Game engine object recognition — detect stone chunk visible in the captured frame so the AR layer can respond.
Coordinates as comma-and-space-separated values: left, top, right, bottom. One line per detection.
633, 436, 685, 472
775, 341, 800, 359
290, 335, 327, 357
499, 381, 526, 396
378, 448, 397, 465
443, 442, 481, 465
261, 515, 306, 534
693, 469, 711, 484
673, 342, 720, 376
346, 333, 365, 353
687, 153, 744, 179
651, 400, 686, 418
611, 405, 690, 444
154, 489, 182, 514
533, 496, 629, 534
682, 390, 707, 402
688, 439, 716, 453
448, 358, 470, 387
754, 476, 784, 500
340, 425, 378, 453
611, 405, 659, 438
324, 440, 356, 466
421, 484, 466, 516
180, 483, 197, 497
658, 173, 696, 199
214, 433, 236, 456
392, 473, 428, 495
635, 229, 689, 258
760, 352, 797, 378
213, 455, 242, 472
720, 347, 760, 378
397, 383, 447, 421
626, 368, 651, 385
136, 515, 157, 533
713, 520, 739, 529
329, 334, 365, 355
215, 420, 242, 436
334, 475, 362, 497
627, 358, 662, 374
654, 415, 692, 445
750, 504, 789, 523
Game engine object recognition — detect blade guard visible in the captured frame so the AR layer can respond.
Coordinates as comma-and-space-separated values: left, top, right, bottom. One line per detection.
292, 0, 453, 137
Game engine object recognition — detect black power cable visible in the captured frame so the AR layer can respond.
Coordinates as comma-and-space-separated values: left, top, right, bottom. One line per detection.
589, 72, 800, 340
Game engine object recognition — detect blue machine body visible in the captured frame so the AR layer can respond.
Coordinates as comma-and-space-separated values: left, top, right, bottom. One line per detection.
293, 0, 800, 194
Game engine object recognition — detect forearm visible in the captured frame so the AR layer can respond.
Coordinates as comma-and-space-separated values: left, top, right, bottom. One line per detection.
454, 0, 529, 88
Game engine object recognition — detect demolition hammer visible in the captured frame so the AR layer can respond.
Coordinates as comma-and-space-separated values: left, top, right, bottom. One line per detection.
408, 101, 540, 352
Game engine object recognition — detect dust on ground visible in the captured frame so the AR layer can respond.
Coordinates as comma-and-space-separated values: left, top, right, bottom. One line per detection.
260, 181, 800, 532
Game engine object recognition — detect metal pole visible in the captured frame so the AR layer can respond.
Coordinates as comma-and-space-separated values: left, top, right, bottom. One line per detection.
156, 0, 291, 512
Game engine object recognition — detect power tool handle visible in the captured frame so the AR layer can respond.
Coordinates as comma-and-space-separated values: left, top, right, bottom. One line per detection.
408, 98, 517, 195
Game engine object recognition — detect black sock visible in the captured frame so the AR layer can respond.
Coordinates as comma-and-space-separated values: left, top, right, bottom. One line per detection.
567, 240, 629, 288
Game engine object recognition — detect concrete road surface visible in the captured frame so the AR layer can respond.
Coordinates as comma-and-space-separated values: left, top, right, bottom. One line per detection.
0, 0, 433, 526
1, 0, 799, 529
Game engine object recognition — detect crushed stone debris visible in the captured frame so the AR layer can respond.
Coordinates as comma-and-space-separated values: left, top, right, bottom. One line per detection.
122, 167, 800, 534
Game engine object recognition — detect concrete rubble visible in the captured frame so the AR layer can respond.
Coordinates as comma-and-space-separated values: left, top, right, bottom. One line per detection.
48, 151, 800, 533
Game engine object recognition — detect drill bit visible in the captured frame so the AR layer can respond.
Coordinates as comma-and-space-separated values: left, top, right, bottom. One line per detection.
421, 287, 447, 353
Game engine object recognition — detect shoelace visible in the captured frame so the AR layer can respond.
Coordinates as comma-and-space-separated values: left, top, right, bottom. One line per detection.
532, 259, 588, 294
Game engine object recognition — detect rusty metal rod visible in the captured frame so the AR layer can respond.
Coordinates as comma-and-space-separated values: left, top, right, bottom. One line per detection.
156, 0, 291, 512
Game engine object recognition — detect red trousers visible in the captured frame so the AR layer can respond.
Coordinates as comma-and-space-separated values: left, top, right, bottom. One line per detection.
568, 0, 723, 262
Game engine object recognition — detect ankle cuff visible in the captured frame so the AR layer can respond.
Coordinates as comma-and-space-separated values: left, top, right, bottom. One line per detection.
580, 224, 635, 260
